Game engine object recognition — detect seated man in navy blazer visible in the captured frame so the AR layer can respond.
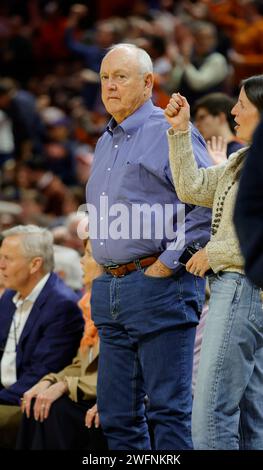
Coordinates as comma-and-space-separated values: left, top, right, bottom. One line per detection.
0, 225, 84, 447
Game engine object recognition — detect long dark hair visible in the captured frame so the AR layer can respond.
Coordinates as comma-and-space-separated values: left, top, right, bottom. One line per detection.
241, 75, 263, 114
232, 75, 263, 181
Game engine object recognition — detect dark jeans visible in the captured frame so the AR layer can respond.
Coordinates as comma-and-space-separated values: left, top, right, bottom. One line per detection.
91, 269, 205, 450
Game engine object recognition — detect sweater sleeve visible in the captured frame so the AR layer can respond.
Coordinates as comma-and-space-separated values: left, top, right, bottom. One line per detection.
167, 127, 226, 208
65, 370, 97, 403
40, 348, 97, 403
206, 238, 244, 273
40, 352, 82, 384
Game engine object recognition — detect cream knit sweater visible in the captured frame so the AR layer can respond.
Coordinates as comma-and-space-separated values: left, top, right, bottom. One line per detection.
167, 127, 248, 274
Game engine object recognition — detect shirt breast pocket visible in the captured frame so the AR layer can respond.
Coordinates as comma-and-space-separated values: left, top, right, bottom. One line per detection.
114, 162, 158, 204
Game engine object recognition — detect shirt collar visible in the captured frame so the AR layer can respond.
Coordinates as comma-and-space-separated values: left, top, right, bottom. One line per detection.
107, 118, 118, 135
106, 99, 155, 136
12, 273, 50, 308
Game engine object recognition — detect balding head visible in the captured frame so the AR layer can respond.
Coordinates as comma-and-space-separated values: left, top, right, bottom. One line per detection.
105, 44, 153, 74
100, 43, 154, 123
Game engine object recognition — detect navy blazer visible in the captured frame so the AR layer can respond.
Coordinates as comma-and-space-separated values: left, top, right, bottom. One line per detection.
0, 272, 84, 404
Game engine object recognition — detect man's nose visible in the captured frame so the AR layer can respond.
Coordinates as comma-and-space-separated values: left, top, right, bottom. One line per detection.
0, 259, 6, 270
107, 78, 117, 89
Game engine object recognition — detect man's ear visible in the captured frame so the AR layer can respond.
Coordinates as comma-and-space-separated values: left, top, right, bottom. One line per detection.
144, 73, 154, 91
29, 257, 44, 274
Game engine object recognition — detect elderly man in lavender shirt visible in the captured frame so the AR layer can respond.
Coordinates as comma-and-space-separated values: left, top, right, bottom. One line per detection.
86, 44, 211, 450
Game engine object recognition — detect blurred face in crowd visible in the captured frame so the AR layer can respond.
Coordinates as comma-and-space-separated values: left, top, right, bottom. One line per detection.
194, 28, 216, 56
0, 235, 42, 297
16, 165, 33, 189
100, 47, 153, 123
66, 219, 85, 254
231, 86, 260, 143
47, 124, 69, 142
194, 107, 222, 140
80, 240, 102, 288
95, 23, 115, 49
0, 93, 11, 109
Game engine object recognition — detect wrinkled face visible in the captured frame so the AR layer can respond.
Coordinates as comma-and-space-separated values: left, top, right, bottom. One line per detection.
231, 87, 260, 143
194, 107, 221, 140
100, 48, 152, 123
80, 240, 101, 286
0, 236, 32, 292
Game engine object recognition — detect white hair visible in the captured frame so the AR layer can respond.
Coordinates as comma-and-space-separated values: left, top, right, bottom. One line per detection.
2, 225, 54, 273
53, 245, 83, 291
107, 43, 153, 74
65, 212, 86, 229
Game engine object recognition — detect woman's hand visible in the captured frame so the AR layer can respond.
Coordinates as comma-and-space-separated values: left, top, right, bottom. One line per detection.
33, 381, 68, 422
21, 380, 51, 418
185, 248, 211, 278
164, 93, 190, 131
85, 403, 100, 428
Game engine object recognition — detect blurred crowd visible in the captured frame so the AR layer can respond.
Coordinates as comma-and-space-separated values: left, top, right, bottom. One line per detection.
1, 0, 263, 248
1, 0, 263, 451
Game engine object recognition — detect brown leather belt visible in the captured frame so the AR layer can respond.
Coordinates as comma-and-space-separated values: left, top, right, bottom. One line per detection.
103, 254, 159, 277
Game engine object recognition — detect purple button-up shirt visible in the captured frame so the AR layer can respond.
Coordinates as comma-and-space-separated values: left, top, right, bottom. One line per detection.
86, 99, 211, 270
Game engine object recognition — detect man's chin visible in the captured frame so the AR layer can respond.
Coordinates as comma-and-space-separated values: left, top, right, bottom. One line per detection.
105, 104, 120, 114
3, 281, 13, 289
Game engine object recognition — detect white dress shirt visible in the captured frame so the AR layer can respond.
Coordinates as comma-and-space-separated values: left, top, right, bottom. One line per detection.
0, 273, 50, 388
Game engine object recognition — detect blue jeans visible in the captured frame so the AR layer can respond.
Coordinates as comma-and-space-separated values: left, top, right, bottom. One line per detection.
192, 272, 263, 450
91, 268, 205, 450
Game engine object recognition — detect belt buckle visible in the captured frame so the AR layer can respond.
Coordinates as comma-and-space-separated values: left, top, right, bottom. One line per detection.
110, 267, 123, 277
113, 272, 126, 278
105, 263, 120, 270
104, 264, 122, 277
